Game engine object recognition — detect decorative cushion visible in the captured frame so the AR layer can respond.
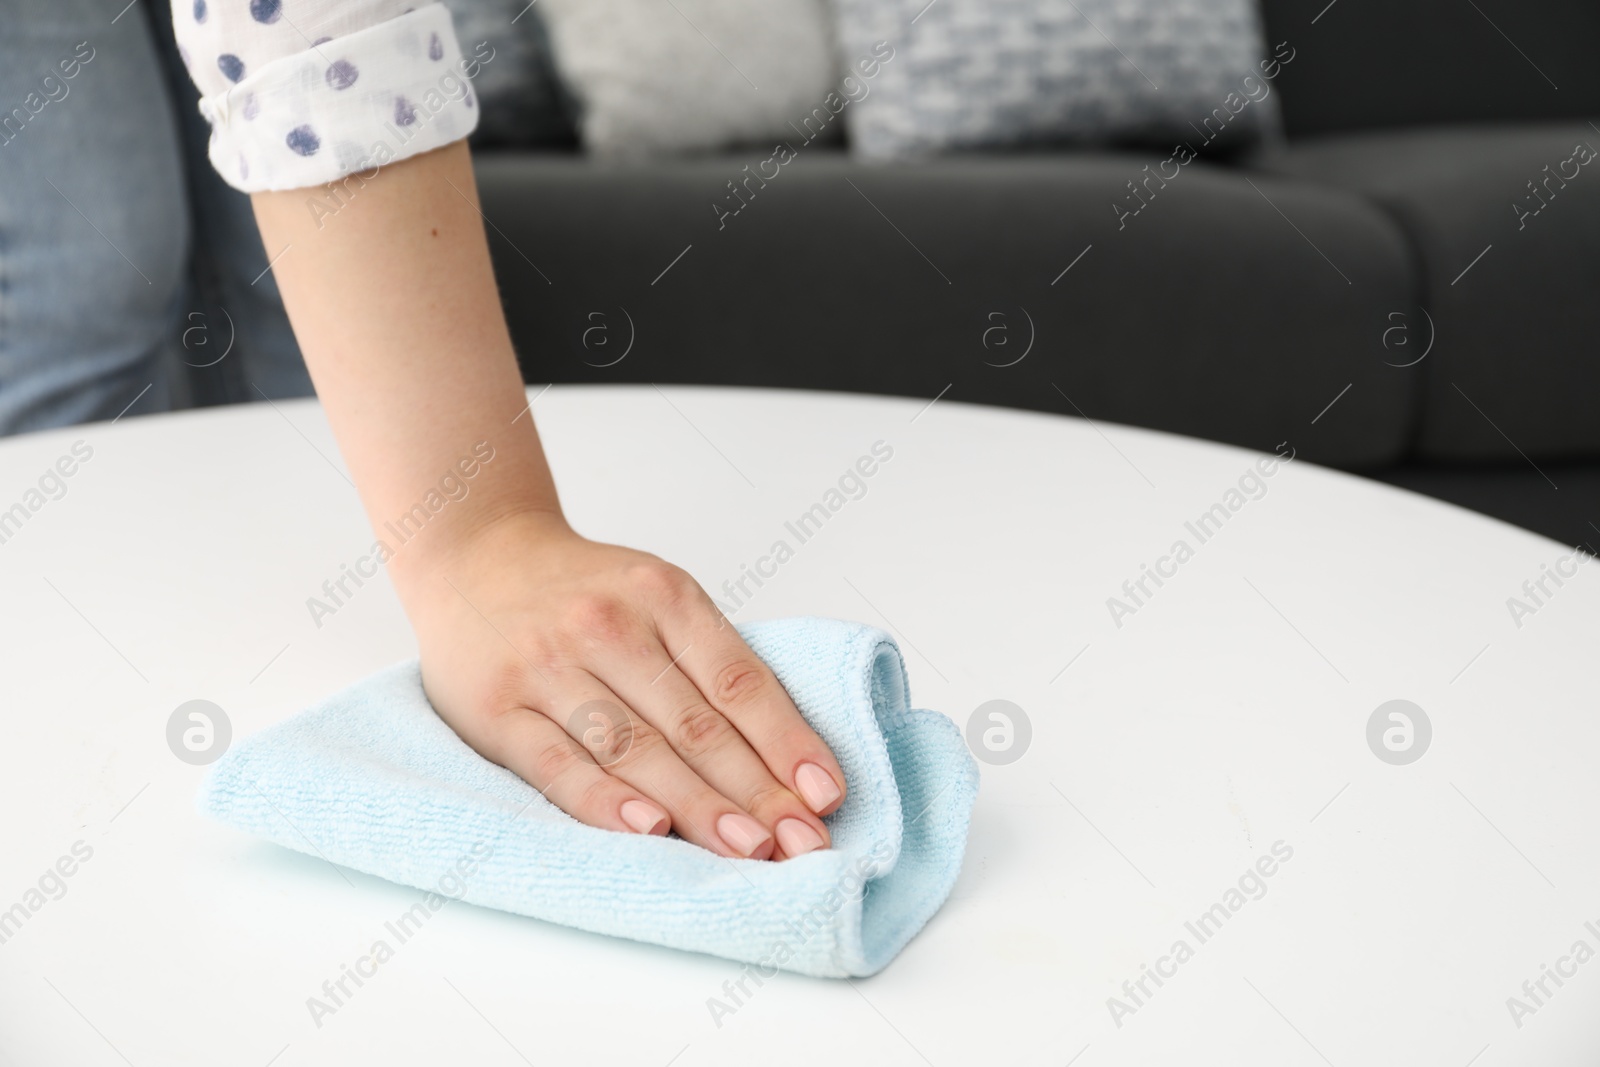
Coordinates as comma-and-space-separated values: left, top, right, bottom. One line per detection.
537, 0, 840, 157
829, 0, 1285, 159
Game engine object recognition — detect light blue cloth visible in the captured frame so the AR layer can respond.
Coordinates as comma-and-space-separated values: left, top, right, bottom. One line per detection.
198, 617, 979, 977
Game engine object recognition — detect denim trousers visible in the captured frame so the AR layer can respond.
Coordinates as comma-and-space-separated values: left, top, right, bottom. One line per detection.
0, 0, 310, 436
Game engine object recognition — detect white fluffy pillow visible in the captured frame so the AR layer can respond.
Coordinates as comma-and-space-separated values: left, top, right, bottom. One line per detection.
538, 0, 839, 157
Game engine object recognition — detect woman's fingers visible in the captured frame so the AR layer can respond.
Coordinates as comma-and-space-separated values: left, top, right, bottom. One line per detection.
475, 705, 670, 837
647, 569, 848, 818
543, 674, 779, 861
603, 647, 832, 859
432, 550, 852, 862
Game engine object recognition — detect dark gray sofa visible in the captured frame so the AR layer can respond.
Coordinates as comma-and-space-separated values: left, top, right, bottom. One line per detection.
133, 0, 1596, 544
467, 0, 1600, 549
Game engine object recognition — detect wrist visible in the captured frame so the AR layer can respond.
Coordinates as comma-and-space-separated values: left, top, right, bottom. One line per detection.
386, 493, 570, 590
345, 418, 571, 610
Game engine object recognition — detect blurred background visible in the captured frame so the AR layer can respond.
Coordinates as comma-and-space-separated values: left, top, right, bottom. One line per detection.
6, 0, 1598, 549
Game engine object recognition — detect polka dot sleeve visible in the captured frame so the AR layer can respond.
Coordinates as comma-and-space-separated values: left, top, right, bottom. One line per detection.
170, 0, 482, 192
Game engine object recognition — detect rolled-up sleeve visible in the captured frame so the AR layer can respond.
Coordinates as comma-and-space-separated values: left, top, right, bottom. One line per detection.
171, 0, 481, 192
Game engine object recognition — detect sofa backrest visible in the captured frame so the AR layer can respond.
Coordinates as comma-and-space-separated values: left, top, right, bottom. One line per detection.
1259, 0, 1600, 136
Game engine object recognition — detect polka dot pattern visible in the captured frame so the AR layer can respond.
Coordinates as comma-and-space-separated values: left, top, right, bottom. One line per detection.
325, 59, 359, 90
179, 3, 480, 192
286, 125, 321, 156
250, 0, 282, 25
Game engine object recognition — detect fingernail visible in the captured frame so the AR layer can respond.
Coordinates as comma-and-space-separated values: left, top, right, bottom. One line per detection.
716, 812, 771, 857
775, 818, 826, 858
620, 800, 668, 835
795, 762, 842, 812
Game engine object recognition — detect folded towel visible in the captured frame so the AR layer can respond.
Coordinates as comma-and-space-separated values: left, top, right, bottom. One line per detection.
198, 617, 979, 977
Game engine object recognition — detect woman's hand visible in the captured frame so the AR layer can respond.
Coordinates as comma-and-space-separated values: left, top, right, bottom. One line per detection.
396, 508, 847, 861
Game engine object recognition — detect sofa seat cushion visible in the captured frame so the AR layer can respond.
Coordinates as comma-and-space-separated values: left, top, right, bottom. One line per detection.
1251, 122, 1600, 460
475, 149, 1417, 466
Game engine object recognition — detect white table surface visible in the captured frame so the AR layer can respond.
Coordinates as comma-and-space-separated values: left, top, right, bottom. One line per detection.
1, 385, 1596, 1066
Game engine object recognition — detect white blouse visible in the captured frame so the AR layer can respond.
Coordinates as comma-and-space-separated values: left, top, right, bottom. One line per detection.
171, 0, 481, 193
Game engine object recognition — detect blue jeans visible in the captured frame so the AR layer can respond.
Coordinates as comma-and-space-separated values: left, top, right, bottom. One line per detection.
0, 0, 310, 436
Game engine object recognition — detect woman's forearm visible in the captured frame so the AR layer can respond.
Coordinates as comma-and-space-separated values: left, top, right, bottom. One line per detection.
249, 140, 561, 588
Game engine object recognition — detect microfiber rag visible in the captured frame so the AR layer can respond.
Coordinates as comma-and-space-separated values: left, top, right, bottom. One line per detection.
198, 617, 980, 977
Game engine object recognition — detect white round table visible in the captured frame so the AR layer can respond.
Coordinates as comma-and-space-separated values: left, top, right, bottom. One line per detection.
1, 385, 1595, 1066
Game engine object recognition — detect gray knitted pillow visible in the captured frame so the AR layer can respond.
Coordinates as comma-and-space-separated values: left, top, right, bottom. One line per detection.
830, 0, 1285, 158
